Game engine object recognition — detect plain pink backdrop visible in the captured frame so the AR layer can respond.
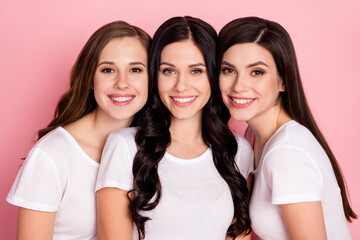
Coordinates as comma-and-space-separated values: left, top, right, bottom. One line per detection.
1, 0, 359, 238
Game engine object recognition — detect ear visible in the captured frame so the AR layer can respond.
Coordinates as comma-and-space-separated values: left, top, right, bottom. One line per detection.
278, 77, 285, 92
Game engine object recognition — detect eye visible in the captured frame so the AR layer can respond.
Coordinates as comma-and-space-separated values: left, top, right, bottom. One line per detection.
162, 68, 175, 74
221, 67, 235, 74
101, 68, 114, 73
130, 67, 142, 73
191, 68, 203, 74
251, 69, 264, 76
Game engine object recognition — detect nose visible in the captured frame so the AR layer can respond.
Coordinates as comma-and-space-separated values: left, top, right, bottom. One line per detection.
232, 73, 247, 92
114, 72, 129, 89
173, 73, 189, 92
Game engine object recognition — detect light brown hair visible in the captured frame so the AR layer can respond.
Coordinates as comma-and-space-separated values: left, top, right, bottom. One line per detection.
38, 21, 151, 139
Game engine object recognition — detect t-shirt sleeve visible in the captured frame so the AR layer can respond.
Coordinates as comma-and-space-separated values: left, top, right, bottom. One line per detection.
235, 135, 254, 178
6, 147, 64, 212
96, 132, 134, 192
263, 145, 323, 205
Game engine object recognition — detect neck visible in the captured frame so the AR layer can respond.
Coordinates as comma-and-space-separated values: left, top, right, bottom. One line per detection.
89, 108, 133, 144
169, 113, 204, 146
247, 103, 291, 149
166, 112, 208, 159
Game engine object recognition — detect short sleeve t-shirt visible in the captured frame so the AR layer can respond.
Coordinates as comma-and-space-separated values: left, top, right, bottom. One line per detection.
7, 127, 99, 240
96, 127, 253, 240
249, 120, 351, 240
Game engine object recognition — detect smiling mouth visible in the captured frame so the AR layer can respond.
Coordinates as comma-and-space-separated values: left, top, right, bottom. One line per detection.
110, 96, 135, 102
230, 97, 255, 104
171, 96, 197, 103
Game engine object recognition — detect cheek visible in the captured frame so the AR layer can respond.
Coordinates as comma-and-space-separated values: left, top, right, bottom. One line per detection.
257, 78, 281, 99
92, 82, 103, 105
140, 82, 149, 101
157, 78, 171, 95
156, 81, 168, 105
93, 75, 111, 92
133, 77, 148, 93
219, 76, 232, 92
93, 81, 103, 97
198, 78, 211, 94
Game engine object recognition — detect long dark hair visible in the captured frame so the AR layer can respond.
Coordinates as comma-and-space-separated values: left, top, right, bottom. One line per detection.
130, 16, 251, 239
37, 21, 151, 140
218, 16, 357, 221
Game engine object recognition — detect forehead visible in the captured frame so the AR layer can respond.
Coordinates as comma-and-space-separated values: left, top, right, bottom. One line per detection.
99, 37, 147, 60
160, 40, 205, 63
223, 43, 275, 67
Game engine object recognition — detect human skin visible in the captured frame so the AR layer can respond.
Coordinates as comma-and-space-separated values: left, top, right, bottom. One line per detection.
17, 37, 148, 240
219, 43, 327, 239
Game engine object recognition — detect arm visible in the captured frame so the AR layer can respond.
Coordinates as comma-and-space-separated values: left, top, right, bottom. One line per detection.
280, 201, 326, 240
97, 188, 132, 240
263, 145, 326, 239
17, 208, 56, 240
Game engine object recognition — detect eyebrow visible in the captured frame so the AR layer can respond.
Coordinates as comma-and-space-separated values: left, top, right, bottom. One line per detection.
190, 63, 206, 68
247, 61, 269, 68
221, 60, 269, 68
160, 62, 206, 67
97, 61, 146, 67
221, 61, 235, 68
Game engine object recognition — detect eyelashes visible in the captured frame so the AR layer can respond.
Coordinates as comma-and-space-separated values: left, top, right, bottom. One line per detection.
130, 68, 143, 73
221, 67, 235, 74
251, 69, 264, 76
191, 69, 203, 74
221, 67, 265, 76
160, 68, 204, 75
100, 67, 144, 74
161, 68, 175, 74
101, 68, 114, 73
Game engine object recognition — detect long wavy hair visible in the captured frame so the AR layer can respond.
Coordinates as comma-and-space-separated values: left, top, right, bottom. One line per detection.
37, 21, 151, 140
129, 16, 251, 239
218, 16, 357, 221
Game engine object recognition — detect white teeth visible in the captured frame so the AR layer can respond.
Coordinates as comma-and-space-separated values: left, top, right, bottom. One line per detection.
231, 98, 253, 104
172, 96, 196, 103
111, 96, 134, 102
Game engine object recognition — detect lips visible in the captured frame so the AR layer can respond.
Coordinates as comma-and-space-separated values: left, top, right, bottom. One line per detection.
229, 96, 255, 108
170, 96, 197, 107
108, 94, 135, 106
231, 97, 254, 104
110, 96, 134, 102
171, 96, 196, 103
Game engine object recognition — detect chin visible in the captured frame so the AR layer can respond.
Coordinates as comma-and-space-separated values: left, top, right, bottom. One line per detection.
230, 112, 251, 122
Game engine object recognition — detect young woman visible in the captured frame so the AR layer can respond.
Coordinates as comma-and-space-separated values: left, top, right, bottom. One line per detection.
218, 16, 357, 239
7, 21, 150, 240
96, 16, 253, 240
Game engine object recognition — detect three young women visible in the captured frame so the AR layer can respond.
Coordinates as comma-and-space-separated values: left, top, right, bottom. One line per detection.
218, 16, 356, 239
96, 16, 253, 240
7, 21, 150, 239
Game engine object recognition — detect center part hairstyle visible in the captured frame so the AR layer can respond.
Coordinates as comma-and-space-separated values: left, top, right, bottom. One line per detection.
130, 16, 251, 239
218, 16, 357, 221
37, 21, 151, 140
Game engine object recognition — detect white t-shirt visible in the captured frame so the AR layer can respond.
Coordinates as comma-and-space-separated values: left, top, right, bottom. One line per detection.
249, 120, 351, 240
96, 127, 254, 240
7, 127, 98, 240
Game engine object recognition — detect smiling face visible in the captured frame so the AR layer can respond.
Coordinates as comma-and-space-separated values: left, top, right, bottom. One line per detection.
157, 40, 211, 121
219, 43, 285, 124
93, 37, 148, 125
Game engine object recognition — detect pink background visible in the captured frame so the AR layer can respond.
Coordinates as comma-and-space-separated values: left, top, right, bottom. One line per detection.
1, 0, 359, 238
